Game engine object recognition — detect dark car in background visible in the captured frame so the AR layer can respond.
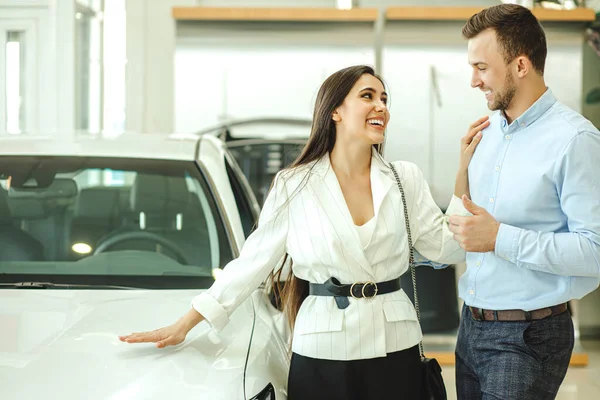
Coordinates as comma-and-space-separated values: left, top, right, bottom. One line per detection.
197, 118, 309, 206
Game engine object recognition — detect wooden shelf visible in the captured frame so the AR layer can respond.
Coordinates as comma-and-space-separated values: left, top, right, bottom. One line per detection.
387, 6, 485, 21
386, 6, 597, 22
173, 6, 597, 23
172, 7, 379, 22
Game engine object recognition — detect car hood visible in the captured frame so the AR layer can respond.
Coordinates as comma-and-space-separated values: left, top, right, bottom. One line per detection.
0, 289, 289, 400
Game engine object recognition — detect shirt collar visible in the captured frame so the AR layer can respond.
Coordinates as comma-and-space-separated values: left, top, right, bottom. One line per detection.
500, 87, 556, 131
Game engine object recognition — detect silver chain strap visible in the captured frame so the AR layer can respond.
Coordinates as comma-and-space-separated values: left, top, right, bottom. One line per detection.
390, 163, 425, 359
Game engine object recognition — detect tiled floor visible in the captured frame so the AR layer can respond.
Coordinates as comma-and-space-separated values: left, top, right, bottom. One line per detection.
438, 340, 600, 399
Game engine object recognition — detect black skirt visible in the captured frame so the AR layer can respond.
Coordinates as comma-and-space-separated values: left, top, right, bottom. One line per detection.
287, 344, 421, 400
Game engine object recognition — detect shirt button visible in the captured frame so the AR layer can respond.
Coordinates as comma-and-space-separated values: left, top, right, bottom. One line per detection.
489, 197, 494, 203
469, 290, 475, 295
520, 122, 525, 127
476, 261, 481, 266
505, 135, 511, 140
495, 166, 500, 171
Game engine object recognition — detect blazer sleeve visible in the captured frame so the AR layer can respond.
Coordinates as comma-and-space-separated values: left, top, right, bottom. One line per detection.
191, 171, 290, 332
398, 161, 469, 265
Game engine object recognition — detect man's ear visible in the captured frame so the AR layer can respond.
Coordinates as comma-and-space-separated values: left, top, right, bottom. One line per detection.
332, 109, 341, 122
515, 56, 530, 78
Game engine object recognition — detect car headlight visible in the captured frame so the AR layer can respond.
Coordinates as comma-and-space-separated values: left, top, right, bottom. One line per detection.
249, 382, 275, 400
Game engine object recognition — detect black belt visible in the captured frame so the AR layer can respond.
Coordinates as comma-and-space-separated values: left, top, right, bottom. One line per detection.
309, 277, 401, 309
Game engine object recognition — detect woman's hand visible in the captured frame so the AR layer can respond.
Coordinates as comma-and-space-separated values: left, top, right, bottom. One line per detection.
454, 116, 489, 198
459, 116, 489, 172
119, 308, 204, 348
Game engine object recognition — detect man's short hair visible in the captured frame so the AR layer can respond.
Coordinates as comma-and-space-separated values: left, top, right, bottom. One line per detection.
462, 4, 547, 75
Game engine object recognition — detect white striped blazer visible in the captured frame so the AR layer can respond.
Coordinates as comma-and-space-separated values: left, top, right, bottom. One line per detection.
192, 151, 468, 361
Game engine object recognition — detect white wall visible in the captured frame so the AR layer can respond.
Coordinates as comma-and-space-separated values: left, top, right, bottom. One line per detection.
173, 19, 376, 135
175, 44, 375, 132
0, 0, 76, 137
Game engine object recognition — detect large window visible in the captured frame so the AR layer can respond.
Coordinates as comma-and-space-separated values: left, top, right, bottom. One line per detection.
75, 1, 103, 132
4, 31, 26, 134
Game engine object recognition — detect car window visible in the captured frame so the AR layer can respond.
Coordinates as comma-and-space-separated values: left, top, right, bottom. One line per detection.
0, 156, 234, 289
225, 156, 259, 238
227, 140, 304, 206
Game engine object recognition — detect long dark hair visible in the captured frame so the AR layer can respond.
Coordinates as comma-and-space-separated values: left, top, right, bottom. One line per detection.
268, 65, 387, 338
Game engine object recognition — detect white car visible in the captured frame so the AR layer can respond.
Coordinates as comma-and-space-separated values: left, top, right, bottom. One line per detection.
0, 133, 290, 400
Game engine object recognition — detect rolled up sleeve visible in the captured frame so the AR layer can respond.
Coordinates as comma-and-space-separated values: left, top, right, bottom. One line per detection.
191, 171, 290, 331
398, 162, 467, 266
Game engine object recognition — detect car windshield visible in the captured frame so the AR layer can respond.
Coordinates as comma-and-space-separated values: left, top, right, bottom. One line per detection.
0, 156, 234, 289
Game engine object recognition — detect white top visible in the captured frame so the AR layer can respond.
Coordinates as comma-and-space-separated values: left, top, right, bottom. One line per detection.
191, 153, 470, 361
355, 216, 376, 249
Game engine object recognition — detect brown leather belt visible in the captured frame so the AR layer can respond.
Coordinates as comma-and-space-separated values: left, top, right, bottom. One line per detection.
468, 303, 568, 322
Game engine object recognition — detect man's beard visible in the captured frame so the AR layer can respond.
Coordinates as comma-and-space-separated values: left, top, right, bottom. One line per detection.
489, 73, 517, 112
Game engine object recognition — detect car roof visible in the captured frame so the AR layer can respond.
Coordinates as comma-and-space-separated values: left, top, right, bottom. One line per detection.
0, 132, 215, 161
196, 117, 311, 140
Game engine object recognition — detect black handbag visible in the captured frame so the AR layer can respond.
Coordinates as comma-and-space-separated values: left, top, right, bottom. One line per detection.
390, 164, 448, 400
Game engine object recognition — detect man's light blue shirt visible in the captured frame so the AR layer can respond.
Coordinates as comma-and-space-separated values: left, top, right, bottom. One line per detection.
462, 88, 600, 311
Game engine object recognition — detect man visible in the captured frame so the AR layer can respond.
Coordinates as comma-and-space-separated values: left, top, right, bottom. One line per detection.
448, 4, 600, 399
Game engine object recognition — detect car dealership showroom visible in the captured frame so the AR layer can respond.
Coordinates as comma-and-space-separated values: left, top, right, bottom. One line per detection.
1, 1, 600, 399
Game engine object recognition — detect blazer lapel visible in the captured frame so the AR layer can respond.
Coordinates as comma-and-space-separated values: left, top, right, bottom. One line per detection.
370, 153, 394, 218
309, 155, 372, 276
366, 154, 398, 265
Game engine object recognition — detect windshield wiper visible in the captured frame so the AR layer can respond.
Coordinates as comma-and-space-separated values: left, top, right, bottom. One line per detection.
0, 282, 137, 290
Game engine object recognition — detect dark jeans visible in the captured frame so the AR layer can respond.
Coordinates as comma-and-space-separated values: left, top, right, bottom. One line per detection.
288, 345, 421, 400
456, 303, 574, 400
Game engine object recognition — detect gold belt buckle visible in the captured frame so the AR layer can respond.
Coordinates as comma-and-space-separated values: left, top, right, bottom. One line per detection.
362, 281, 378, 299
350, 282, 379, 299
350, 282, 361, 299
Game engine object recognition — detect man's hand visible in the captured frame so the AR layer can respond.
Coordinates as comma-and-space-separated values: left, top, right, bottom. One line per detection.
449, 195, 500, 252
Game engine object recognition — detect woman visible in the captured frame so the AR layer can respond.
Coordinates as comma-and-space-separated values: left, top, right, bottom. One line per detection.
119, 65, 487, 399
